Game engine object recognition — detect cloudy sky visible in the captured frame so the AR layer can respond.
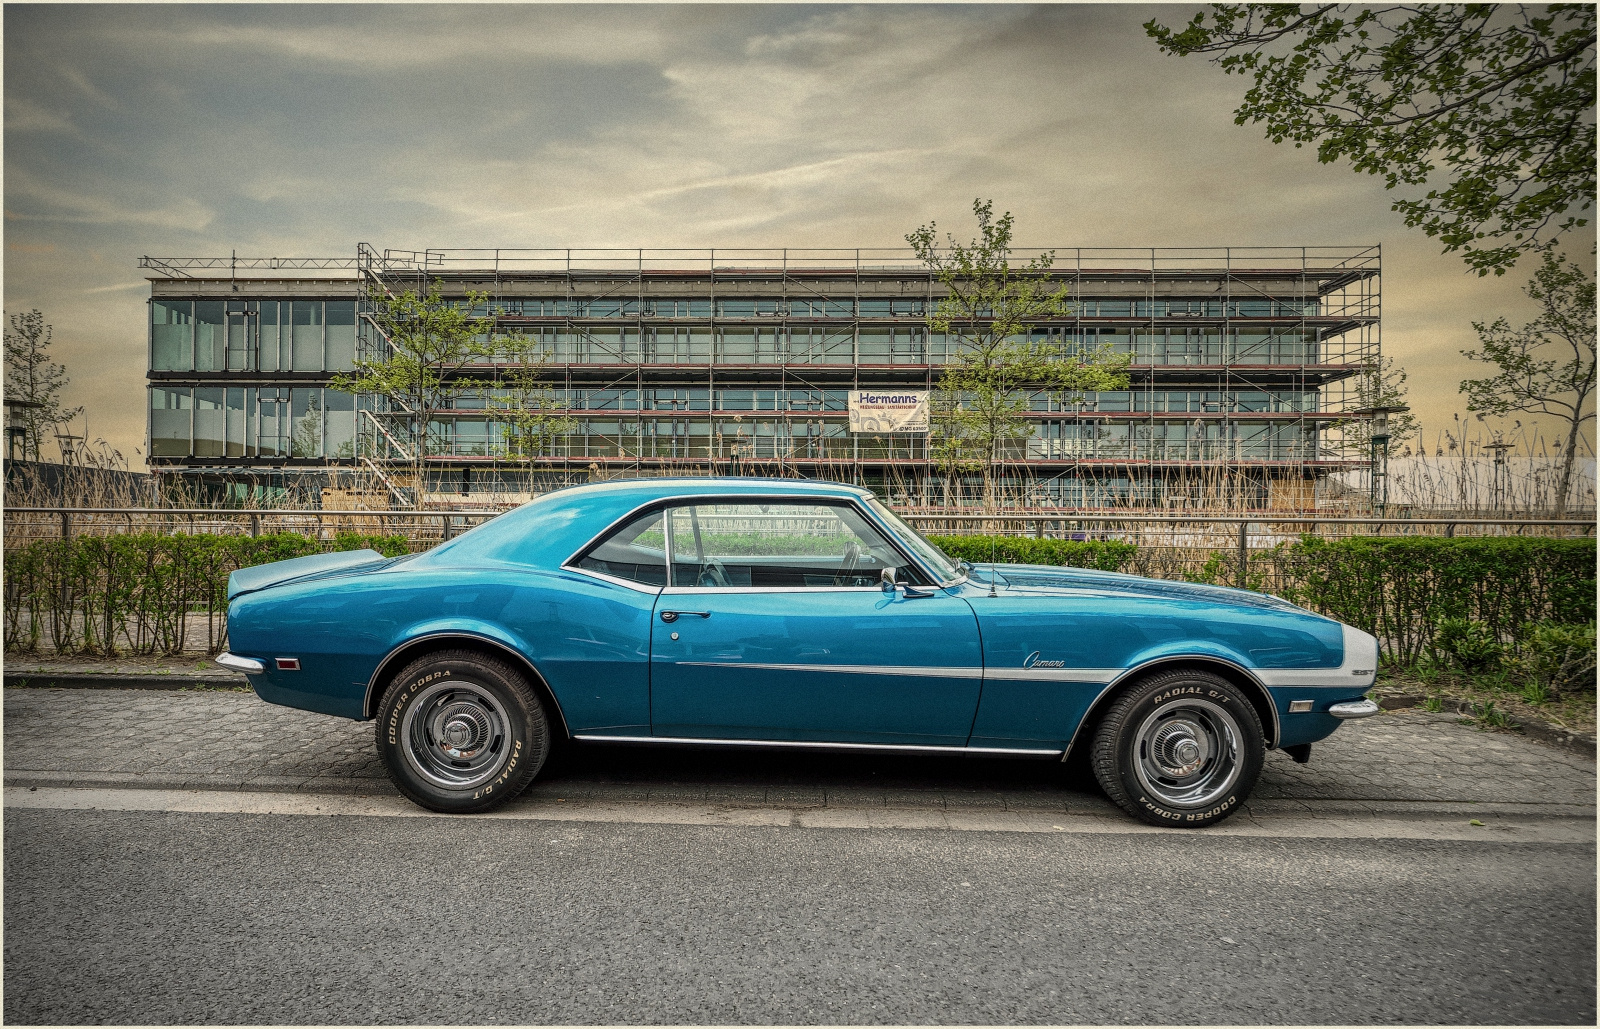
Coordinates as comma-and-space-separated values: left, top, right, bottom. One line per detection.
4, 3, 1593, 469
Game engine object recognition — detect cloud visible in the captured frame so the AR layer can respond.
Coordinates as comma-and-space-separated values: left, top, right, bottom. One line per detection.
83, 281, 149, 294
5, 96, 75, 133
5, 169, 215, 231
58, 66, 118, 110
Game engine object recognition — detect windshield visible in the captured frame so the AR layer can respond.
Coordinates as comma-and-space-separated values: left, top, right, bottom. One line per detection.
866, 498, 962, 584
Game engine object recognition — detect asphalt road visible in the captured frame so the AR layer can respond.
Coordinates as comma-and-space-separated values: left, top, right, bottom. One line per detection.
5, 807, 1594, 1025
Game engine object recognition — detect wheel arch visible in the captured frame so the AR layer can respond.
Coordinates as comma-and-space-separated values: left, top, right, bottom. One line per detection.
363, 632, 572, 740
1063, 655, 1279, 761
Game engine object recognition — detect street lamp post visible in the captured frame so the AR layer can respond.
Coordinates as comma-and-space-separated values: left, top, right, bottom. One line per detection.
1353, 404, 1409, 515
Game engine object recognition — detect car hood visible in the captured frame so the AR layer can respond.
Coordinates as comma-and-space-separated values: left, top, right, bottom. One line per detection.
963, 562, 1305, 612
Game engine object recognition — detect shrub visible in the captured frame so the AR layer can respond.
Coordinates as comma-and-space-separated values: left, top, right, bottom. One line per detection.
3, 530, 411, 657
1517, 622, 1597, 700
925, 534, 1137, 572
1277, 536, 1596, 666
1433, 617, 1505, 674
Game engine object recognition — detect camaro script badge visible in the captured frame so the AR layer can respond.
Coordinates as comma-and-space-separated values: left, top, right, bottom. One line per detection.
1023, 651, 1066, 668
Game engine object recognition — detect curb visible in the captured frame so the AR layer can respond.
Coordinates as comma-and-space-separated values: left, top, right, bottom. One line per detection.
5, 773, 1592, 823
3, 673, 247, 692
1378, 694, 1597, 760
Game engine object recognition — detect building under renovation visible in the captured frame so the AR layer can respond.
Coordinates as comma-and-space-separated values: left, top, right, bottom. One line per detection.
141, 245, 1381, 509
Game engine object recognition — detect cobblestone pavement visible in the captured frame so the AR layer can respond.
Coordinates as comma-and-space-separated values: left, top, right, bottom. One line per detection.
4, 687, 1594, 813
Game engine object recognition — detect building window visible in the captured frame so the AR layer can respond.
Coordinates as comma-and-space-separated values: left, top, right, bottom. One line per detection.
649, 298, 712, 318
194, 387, 226, 457
326, 301, 356, 371
149, 386, 191, 457
152, 300, 193, 371
291, 301, 324, 371
195, 301, 226, 372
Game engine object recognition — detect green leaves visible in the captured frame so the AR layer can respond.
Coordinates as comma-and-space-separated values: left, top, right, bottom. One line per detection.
907, 199, 1132, 506
925, 534, 1137, 572
1278, 535, 1597, 666
1459, 251, 1596, 514
1147, 4, 1596, 276
2, 531, 411, 657
3, 309, 82, 462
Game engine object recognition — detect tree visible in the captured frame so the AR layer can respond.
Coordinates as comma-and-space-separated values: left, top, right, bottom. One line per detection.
906, 200, 1132, 510
1331, 355, 1420, 456
3, 309, 82, 462
329, 282, 499, 508
1147, 5, 1596, 276
491, 332, 574, 466
1460, 250, 1596, 516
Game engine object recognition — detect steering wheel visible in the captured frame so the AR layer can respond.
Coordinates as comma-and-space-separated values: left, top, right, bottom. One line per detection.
696, 556, 730, 588
833, 541, 863, 587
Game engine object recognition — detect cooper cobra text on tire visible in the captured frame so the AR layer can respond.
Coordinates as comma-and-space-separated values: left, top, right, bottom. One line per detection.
1090, 668, 1264, 828
375, 648, 550, 813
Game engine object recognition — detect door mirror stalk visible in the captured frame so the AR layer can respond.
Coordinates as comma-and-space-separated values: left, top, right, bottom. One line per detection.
882, 567, 934, 598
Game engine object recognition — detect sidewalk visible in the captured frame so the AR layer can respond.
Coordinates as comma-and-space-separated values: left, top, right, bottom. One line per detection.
4, 687, 1594, 819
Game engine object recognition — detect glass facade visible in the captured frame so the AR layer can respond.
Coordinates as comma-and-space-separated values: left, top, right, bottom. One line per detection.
145, 246, 1378, 509
146, 385, 359, 460
148, 299, 356, 373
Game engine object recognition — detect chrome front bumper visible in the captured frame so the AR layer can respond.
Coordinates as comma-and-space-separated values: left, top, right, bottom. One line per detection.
1328, 698, 1380, 719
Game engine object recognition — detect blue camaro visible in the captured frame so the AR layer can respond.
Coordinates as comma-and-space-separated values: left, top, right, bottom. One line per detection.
219, 478, 1379, 826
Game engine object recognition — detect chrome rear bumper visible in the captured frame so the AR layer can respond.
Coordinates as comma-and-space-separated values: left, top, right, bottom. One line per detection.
215, 652, 266, 675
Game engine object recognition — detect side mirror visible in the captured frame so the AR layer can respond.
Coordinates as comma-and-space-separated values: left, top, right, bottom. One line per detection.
880, 567, 898, 593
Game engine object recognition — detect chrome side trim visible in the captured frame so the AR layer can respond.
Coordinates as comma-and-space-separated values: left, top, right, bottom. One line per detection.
215, 652, 265, 675
674, 660, 983, 679
573, 734, 1062, 757
983, 667, 1123, 683
660, 585, 884, 595
557, 563, 665, 596
561, 493, 944, 592
1329, 698, 1380, 719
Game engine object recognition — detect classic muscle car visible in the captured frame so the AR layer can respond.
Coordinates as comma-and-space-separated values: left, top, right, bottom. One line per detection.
219, 478, 1379, 826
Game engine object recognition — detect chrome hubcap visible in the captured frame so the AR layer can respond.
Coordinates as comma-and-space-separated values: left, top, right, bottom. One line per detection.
1134, 697, 1242, 808
401, 681, 510, 790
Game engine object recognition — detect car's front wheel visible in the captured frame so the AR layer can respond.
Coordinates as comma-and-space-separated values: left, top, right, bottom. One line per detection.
375, 649, 550, 813
1091, 669, 1263, 828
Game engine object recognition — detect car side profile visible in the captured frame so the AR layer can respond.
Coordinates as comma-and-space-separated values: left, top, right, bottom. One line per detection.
219, 478, 1379, 827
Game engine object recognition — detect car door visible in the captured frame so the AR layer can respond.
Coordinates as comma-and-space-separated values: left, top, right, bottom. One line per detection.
647, 499, 983, 746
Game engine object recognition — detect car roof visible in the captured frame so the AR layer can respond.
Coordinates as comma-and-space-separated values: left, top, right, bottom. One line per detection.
413, 477, 879, 572
541, 476, 873, 502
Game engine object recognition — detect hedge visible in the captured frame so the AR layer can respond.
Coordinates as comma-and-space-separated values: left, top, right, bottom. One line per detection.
926, 534, 1137, 572
5, 529, 1592, 671
1275, 536, 1596, 666
3, 531, 410, 657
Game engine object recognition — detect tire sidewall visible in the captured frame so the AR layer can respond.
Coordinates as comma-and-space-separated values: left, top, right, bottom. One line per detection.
1109, 674, 1264, 828
377, 653, 547, 813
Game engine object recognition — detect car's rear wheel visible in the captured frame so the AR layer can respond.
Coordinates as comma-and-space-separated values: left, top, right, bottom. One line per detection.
376, 649, 549, 813
1091, 669, 1263, 828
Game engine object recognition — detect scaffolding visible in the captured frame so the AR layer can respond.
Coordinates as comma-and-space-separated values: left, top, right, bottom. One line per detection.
144, 245, 1382, 510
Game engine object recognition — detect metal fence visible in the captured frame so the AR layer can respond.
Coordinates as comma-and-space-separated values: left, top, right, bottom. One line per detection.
6, 505, 1592, 562
2, 507, 503, 548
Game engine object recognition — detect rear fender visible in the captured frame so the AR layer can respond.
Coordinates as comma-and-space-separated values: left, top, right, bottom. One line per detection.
363, 621, 570, 739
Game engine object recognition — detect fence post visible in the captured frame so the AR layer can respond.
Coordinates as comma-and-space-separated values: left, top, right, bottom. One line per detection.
442, 514, 453, 541
60, 510, 70, 540
1445, 522, 1455, 538
1236, 521, 1248, 588
250, 513, 261, 537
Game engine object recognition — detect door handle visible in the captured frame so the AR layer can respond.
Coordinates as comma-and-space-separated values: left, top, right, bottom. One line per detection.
660, 610, 711, 623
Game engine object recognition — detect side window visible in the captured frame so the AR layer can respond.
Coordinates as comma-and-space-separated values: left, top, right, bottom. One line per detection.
577, 510, 667, 586
665, 502, 915, 588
